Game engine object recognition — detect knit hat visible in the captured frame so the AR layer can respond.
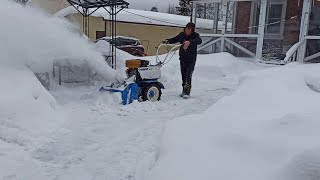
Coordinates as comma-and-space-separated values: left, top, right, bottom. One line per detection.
185, 22, 196, 29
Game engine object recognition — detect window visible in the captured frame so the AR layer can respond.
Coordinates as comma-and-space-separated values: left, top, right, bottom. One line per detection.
250, 0, 287, 39
96, 31, 106, 40
266, 4, 284, 34
118, 38, 140, 46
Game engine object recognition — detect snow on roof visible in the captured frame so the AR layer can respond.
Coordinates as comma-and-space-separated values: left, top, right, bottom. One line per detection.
55, 6, 230, 30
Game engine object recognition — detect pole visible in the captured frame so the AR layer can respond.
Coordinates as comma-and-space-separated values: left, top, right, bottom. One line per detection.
298, 0, 311, 62
212, 3, 219, 53
220, 1, 228, 52
256, 0, 268, 60
191, 2, 197, 23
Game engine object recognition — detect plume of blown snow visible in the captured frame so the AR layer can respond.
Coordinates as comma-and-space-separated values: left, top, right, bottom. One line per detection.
0, 0, 115, 81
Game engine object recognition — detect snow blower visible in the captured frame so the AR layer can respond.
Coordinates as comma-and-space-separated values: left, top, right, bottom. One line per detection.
99, 44, 181, 105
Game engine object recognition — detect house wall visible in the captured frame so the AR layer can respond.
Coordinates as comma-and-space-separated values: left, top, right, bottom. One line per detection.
233, 0, 304, 59
105, 21, 184, 55
283, 0, 303, 46
262, 0, 303, 59
234, 1, 251, 34
235, 0, 302, 43
67, 14, 211, 55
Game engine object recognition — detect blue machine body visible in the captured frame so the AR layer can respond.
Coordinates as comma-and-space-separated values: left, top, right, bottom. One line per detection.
136, 79, 165, 89
99, 82, 139, 105
99, 80, 164, 105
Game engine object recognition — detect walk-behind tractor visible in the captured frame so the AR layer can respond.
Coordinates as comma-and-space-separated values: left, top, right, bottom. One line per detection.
100, 44, 181, 105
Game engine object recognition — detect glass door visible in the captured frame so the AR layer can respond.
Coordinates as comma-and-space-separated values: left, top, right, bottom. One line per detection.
306, 4, 320, 62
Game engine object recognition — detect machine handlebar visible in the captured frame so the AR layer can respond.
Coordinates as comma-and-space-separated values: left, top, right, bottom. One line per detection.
156, 44, 181, 65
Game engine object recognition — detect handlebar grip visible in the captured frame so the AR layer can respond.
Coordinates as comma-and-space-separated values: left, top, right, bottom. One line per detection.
162, 40, 169, 44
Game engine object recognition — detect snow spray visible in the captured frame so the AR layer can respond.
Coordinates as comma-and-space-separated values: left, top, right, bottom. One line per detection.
0, 0, 116, 81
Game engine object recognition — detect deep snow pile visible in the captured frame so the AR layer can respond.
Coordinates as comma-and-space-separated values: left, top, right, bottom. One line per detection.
147, 62, 320, 180
0, 65, 59, 144
5, 2, 320, 180
32, 52, 261, 180
0, 65, 65, 178
0, 0, 118, 151
0, 1, 119, 178
94, 39, 134, 80
1, 44, 263, 179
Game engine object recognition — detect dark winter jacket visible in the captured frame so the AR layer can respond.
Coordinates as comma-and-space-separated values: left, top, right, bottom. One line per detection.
167, 32, 202, 62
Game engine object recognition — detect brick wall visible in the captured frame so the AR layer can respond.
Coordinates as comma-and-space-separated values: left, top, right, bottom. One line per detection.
235, 2, 252, 34
233, 0, 320, 59
283, 0, 303, 46
233, 2, 255, 57
235, 0, 302, 44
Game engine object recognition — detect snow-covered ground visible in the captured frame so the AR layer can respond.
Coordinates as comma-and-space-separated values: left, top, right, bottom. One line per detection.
147, 62, 320, 180
1, 50, 259, 179
2, 1, 320, 180
0, 4, 262, 179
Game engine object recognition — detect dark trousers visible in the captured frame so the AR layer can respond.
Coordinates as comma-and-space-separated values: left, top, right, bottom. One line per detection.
180, 61, 196, 87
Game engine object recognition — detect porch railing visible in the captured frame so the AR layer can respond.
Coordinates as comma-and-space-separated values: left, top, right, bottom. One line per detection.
198, 33, 259, 57
284, 39, 305, 64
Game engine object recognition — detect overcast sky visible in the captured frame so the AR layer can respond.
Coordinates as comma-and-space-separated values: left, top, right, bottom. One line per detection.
126, 0, 179, 12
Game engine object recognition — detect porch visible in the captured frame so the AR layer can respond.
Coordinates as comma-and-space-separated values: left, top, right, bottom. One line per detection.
191, 0, 320, 64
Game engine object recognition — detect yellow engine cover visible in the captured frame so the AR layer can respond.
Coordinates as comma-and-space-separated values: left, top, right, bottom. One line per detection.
125, 60, 142, 68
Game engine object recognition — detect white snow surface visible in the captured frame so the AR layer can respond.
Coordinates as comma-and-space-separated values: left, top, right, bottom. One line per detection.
284, 41, 304, 63
147, 62, 320, 180
3, 1, 320, 180
0, 38, 262, 180
0, 64, 66, 179
55, 6, 231, 30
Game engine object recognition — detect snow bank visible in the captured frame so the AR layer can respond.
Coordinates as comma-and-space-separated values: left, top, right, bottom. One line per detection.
94, 40, 134, 74
0, 65, 61, 146
147, 62, 320, 180
0, 64, 65, 179
0, 2, 120, 178
0, 0, 115, 81
0, 0, 120, 149
284, 41, 303, 63
155, 52, 262, 89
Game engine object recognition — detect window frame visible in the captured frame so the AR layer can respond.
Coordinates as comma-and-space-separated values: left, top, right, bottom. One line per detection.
249, 0, 287, 39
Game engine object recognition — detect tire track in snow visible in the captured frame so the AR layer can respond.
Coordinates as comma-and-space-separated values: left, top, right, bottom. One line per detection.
31, 80, 235, 180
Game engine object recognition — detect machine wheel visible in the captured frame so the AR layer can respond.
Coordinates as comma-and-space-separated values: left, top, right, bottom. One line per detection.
142, 84, 162, 102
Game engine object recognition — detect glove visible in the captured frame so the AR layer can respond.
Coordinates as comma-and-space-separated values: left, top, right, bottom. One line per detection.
162, 39, 169, 44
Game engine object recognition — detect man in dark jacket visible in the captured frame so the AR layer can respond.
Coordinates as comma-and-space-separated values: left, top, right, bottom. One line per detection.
164, 22, 202, 99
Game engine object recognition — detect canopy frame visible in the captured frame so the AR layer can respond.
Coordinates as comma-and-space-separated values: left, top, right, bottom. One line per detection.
66, 0, 129, 69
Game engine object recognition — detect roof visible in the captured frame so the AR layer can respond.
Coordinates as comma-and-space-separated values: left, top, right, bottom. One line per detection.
55, 6, 231, 30
67, 0, 129, 9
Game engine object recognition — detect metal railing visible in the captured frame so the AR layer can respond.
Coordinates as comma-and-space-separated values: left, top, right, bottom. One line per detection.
284, 40, 305, 64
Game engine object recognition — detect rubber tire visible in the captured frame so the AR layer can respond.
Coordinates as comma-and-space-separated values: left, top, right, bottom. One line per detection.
142, 84, 162, 102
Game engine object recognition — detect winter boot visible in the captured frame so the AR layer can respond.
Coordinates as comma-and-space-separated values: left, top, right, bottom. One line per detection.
179, 85, 187, 97
183, 85, 191, 99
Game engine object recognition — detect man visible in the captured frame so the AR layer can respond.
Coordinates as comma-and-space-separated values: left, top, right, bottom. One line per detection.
164, 22, 202, 99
